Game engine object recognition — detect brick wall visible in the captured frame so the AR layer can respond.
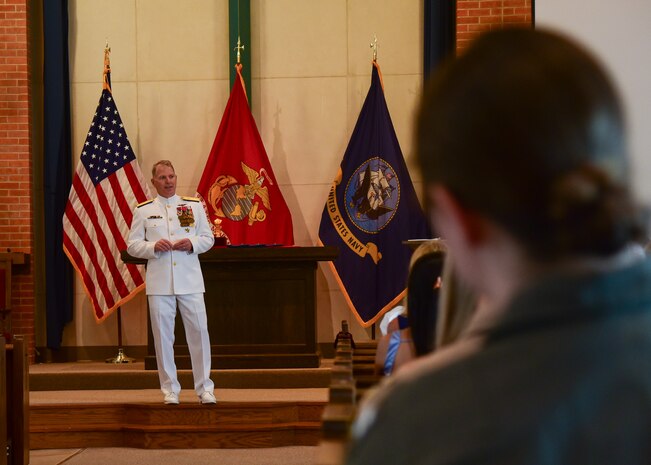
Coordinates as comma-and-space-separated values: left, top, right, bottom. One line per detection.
457, 0, 533, 54
0, 0, 34, 357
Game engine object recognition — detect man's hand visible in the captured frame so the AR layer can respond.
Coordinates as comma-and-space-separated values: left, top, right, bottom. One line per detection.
154, 238, 173, 253
172, 238, 193, 253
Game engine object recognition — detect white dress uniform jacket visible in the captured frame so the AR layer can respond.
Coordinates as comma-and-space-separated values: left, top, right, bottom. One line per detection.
127, 194, 214, 295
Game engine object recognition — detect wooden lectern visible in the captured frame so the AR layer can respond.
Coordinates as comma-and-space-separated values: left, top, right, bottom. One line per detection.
122, 246, 339, 369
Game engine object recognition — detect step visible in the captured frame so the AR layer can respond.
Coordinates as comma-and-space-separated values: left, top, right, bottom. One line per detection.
30, 389, 327, 449
355, 342, 378, 349
30, 363, 331, 391
353, 365, 376, 376
352, 349, 376, 356
355, 375, 382, 389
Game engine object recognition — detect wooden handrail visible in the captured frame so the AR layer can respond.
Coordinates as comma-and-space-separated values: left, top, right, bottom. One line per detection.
0, 337, 6, 465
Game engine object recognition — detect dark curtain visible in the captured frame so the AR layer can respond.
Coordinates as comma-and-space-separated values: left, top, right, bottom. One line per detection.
424, 0, 457, 80
43, 0, 73, 348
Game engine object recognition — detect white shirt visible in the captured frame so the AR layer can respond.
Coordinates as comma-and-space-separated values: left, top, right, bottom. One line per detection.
127, 194, 215, 295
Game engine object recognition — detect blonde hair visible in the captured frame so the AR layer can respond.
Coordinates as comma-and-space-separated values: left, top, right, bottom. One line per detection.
436, 256, 478, 348
151, 160, 175, 178
409, 239, 446, 270
403, 239, 446, 312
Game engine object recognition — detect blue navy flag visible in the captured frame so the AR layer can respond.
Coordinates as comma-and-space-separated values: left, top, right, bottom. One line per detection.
318, 62, 430, 327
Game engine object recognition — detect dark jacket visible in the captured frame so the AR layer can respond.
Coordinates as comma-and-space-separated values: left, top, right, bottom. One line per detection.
347, 257, 651, 465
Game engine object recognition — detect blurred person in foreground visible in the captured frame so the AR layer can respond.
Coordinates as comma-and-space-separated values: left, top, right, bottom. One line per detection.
346, 28, 650, 465
435, 252, 480, 349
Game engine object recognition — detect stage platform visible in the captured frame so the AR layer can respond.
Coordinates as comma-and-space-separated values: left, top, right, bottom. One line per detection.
29, 361, 332, 450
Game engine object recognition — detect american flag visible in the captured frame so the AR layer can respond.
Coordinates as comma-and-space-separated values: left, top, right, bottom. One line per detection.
63, 85, 151, 321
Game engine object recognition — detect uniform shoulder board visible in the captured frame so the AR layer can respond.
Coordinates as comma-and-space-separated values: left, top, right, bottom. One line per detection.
181, 196, 200, 202
137, 199, 154, 208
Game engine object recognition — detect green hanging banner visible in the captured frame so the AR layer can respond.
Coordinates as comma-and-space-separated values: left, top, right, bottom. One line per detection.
229, 0, 252, 107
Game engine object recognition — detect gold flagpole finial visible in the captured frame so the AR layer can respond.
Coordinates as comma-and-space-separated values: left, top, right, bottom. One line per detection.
234, 36, 245, 65
103, 40, 112, 92
370, 34, 378, 62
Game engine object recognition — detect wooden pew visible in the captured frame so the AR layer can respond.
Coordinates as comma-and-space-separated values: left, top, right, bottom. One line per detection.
319, 329, 391, 465
328, 343, 356, 405
4, 336, 28, 465
317, 337, 356, 465
351, 341, 380, 402
317, 330, 384, 465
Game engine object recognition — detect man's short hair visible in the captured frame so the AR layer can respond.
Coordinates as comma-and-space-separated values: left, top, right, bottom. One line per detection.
151, 160, 175, 178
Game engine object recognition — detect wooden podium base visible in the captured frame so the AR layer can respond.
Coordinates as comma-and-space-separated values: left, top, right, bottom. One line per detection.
124, 246, 338, 370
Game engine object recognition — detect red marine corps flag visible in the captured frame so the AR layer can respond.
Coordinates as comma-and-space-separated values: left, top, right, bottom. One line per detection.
197, 64, 294, 246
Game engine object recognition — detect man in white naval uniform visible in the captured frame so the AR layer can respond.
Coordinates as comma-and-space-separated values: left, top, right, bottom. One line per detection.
127, 160, 216, 405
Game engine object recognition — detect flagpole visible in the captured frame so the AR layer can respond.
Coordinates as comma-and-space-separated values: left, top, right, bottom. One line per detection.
101, 42, 134, 364
229, 0, 251, 106
106, 306, 135, 363
370, 34, 380, 342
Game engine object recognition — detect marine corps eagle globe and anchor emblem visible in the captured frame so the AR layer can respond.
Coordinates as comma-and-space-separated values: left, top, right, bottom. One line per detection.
207, 162, 273, 226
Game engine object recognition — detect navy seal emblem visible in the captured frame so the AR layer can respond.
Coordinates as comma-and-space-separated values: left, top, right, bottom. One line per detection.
344, 157, 400, 234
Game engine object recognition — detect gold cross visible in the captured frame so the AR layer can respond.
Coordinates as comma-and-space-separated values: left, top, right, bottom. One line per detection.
103, 40, 112, 92
234, 36, 245, 64
370, 34, 378, 62
104, 39, 111, 68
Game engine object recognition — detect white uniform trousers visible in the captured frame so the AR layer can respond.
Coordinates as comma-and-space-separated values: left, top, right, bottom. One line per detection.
148, 293, 214, 396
